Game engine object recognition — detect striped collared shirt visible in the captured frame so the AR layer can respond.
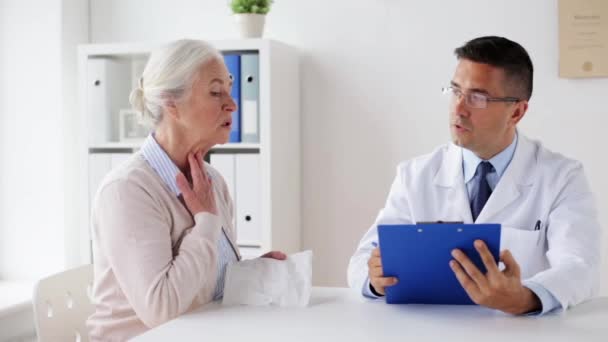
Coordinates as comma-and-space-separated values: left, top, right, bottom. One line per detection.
140, 133, 237, 300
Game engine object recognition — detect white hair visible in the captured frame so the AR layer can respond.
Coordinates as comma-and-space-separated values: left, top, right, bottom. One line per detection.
129, 39, 223, 126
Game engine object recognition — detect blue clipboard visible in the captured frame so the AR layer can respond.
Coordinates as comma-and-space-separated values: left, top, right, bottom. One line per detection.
378, 223, 501, 305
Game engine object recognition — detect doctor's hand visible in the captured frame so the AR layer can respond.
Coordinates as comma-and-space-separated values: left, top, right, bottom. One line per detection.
368, 248, 398, 296
176, 152, 218, 216
450, 240, 541, 315
260, 251, 287, 260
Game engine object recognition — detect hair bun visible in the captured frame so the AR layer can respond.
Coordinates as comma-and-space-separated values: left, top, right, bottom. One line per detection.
129, 87, 146, 119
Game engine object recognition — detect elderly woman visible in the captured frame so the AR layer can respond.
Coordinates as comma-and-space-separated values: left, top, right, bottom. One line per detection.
86, 39, 285, 341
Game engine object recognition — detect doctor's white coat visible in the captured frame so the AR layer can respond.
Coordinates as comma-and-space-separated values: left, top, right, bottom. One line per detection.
347, 134, 601, 310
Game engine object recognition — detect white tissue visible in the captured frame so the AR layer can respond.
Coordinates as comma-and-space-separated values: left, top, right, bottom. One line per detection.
222, 250, 313, 307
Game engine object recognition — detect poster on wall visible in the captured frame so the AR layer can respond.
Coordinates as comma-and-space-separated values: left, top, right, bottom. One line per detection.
559, 0, 608, 78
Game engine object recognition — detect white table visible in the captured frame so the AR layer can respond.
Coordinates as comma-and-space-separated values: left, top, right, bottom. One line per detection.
134, 287, 608, 342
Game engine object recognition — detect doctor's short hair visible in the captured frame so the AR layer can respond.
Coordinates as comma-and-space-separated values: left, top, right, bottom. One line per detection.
454, 36, 534, 101
129, 39, 223, 126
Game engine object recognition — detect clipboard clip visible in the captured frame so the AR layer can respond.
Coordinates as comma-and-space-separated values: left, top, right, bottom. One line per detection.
417, 221, 464, 225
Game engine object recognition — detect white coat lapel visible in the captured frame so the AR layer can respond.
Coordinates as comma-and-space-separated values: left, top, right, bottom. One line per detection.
476, 135, 536, 223
434, 143, 474, 223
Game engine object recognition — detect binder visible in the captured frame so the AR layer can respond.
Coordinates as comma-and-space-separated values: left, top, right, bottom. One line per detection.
86, 59, 130, 145
87, 59, 112, 145
223, 54, 241, 142
378, 223, 501, 305
240, 54, 260, 143
235, 154, 262, 246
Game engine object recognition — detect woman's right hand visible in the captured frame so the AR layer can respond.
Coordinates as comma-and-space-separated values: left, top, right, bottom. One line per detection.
176, 152, 218, 216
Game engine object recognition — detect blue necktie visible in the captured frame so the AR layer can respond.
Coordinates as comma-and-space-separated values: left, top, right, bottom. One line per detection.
471, 161, 493, 222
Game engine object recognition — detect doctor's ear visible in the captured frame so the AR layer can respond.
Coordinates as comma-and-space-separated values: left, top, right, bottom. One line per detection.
509, 100, 528, 125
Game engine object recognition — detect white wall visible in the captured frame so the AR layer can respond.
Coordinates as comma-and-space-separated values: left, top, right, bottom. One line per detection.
62, 0, 90, 270
89, 0, 608, 294
0, 0, 65, 279
0, 0, 88, 280
0, 4, 4, 260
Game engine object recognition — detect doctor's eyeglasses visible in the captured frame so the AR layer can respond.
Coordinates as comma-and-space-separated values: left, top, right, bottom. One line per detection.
442, 86, 520, 109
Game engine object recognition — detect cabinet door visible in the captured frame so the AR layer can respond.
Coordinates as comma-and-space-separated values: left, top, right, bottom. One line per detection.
110, 153, 131, 169
235, 154, 262, 247
88, 152, 132, 206
209, 154, 236, 201
239, 246, 262, 260
88, 153, 112, 207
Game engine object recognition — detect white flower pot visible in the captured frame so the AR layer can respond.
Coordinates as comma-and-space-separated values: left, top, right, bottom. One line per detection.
234, 14, 266, 38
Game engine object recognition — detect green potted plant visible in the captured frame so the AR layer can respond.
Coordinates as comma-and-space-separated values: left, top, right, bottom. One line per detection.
230, 0, 273, 38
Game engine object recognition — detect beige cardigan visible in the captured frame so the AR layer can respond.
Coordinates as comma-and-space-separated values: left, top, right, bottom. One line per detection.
86, 152, 239, 341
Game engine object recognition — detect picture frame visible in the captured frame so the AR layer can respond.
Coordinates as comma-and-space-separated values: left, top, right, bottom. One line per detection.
118, 109, 150, 142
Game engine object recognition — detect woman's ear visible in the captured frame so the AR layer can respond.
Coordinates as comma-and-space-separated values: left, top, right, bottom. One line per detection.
164, 98, 179, 120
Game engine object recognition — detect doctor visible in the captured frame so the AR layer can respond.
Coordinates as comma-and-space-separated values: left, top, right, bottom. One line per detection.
347, 36, 601, 315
